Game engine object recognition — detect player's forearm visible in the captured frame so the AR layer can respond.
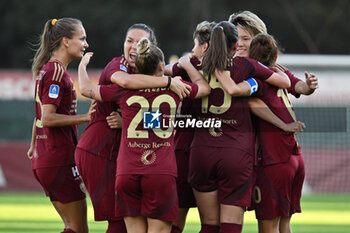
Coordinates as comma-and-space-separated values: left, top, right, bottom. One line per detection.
182, 62, 203, 84
194, 79, 211, 98
42, 112, 90, 127
111, 72, 168, 89
182, 63, 211, 98
30, 117, 36, 146
248, 98, 288, 131
265, 70, 291, 89
164, 63, 174, 76
78, 64, 102, 101
295, 80, 315, 95
215, 70, 250, 96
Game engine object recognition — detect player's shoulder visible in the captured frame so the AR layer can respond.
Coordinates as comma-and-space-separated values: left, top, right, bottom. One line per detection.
108, 55, 129, 72
43, 61, 67, 83
233, 56, 255, 65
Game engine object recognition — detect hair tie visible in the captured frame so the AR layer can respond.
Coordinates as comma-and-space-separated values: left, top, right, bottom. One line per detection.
51, 19, 58, 26
142, 47, 150, 54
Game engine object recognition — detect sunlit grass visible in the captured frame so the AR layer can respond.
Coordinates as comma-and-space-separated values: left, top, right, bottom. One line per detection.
0, 193, 349, 233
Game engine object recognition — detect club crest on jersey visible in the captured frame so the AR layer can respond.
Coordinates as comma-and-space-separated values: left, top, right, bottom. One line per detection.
49, 84, 59, 99
143, 110, 161, 129
120, 64, 127, 72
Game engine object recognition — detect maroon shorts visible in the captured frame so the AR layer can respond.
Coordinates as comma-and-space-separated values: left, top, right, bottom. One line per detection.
75, 148, 121, 221
252, 154, 305, 220
175, 149, 196, 208
33, 164, 86, 203
189, 146, 254, 207
115, 174, 178, 222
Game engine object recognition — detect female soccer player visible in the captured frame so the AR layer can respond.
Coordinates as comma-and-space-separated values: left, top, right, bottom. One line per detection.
27, 18, 95, 233
74, 23, 192, 233
77, 37, 210, 233
248, 33, 318, 233
165, 20, 216, 233
188, 21, 291, 233
229, 11, 318, 233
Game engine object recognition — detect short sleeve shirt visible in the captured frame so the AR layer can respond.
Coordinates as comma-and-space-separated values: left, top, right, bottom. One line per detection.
191, 56, 273, 155
33, 61, 78, 169
100, 80, 199, 176
254, 68, 302, 165
77, 56, 132, 160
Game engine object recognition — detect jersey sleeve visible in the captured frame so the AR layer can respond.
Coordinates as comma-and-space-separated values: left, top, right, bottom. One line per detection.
253, 78, 266, 97
172, 63, 185, 77
106, 57, 129, 83
247, 58, 274, 81
100, 84, 124, 103
181, 80, 199, 99
285, 70, 301, 98
41, 64, 66, 107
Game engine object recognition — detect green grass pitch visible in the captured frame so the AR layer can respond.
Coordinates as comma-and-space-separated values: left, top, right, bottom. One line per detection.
0, 192, 349, 232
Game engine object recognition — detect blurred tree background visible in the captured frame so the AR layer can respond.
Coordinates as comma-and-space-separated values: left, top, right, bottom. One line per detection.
1, 0, 349, 69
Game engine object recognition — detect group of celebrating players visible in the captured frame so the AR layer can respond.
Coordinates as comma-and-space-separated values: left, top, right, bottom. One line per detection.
27, 10, 318, 233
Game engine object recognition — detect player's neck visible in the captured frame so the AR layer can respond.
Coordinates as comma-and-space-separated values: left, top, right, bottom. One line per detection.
50, 51, 70, 68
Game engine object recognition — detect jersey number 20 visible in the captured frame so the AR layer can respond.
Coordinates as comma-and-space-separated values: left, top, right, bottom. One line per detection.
126, 94, 177, 139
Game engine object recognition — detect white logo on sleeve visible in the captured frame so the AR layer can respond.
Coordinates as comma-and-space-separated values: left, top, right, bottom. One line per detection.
49, 84, 59, 98
120, 64, 127, 72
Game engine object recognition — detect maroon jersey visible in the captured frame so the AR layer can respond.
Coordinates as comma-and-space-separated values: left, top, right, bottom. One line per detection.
172, 57, 202, 150
191, 56, 274, 155
254, 69, 302, 166
77, 56, 132, 160
32, 61, 78, 169
100, 81, 199, 176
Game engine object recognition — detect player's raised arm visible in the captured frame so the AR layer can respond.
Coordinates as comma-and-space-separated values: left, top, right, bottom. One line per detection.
78, 52, 103, 101
294, 71, 319, 95
177, 54, 210, 98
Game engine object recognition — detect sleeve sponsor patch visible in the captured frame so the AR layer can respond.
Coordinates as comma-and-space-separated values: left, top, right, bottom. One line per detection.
120, 64, 127, 72
49, 84, 59, 98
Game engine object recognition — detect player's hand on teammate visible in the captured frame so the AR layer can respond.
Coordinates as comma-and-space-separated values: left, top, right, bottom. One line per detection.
170, 76, 192, 100
283, 121, 306, 134
178, 53, 192, 69
106, 111, 123, 129
85, 100, 97, 121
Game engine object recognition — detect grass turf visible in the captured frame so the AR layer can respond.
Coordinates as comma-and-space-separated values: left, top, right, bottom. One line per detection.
0, 192, 349, 233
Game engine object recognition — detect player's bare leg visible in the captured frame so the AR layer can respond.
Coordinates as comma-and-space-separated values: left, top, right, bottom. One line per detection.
193, 189, 220, 231
258, 217, 280, 233
148, 218, 172, 233
279, 216, 292, 233
124, 216, 147, 233
52, 199, 88, 233
220, 204, 244, 232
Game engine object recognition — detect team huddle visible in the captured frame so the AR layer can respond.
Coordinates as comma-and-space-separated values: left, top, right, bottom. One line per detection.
27, 10, 318, 233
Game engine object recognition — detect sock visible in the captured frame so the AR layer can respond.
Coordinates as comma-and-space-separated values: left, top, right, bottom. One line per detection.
199, 224, 220, 233
220, 223, 242, 233
106, 220, 127, 233
171, 225, 182, 233
62, 229, 76, 233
